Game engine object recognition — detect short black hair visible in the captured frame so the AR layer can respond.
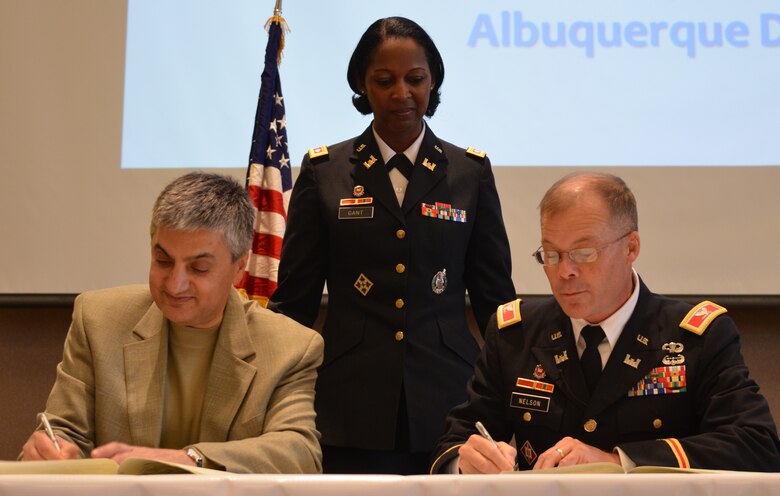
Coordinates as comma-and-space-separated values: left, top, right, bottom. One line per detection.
347, 17, 444, 117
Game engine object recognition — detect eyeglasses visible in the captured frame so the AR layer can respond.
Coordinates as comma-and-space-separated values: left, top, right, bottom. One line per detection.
532, 232, 632, 267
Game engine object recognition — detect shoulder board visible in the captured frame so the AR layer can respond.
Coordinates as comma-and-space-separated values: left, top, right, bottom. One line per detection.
679, 300, 727, 335
466, 147, 487, 159
308, 145, 329, 160
497, 298, 522, 330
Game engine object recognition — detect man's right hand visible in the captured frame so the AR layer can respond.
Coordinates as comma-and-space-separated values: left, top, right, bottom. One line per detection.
21, 431, 80, 461
458, 434, 517, 474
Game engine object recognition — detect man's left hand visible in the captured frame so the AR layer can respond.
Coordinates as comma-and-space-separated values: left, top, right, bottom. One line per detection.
533, 436, 619, 470
91, 442, 196, 466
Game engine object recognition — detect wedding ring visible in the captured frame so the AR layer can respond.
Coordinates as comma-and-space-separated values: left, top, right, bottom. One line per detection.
556, 448, 564, 459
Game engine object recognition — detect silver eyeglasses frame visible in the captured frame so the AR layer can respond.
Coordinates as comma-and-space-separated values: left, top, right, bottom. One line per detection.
532, 231, 633, 267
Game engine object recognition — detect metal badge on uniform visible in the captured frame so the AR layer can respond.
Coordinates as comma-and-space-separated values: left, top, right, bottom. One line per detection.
533, 364, 546, 380
661, 342, 685, 365
363, 154, 378, 169
510, 392, 551, 412
551, 331, 563, 341
554, 350, 569, 365
420, 202, 467, 223
422, 157, 436, 171
516, 377, 555, 394
637, 334, 649, 346
354, 273, 373, 296
623, 354, 641, 369
627, 365, 687, 397
431, 269, 447, 294
355, 143, 366, 153
520, 440, 537, 466
353, 185, 365, 197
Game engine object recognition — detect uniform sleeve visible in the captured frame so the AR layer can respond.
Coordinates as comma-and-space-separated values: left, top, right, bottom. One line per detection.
268, 155, 329, 327
618, 315, 780, 472
462, 156, 515, 333
430, 314, 515, 473
192, 331, 325, 473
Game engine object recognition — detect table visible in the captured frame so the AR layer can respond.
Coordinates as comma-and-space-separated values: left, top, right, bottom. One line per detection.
1, 472, 779, 496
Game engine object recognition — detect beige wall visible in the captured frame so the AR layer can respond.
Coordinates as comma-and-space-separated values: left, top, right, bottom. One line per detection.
1, 1, 779, 295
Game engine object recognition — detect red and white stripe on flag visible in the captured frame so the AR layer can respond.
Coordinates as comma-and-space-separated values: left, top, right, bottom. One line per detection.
237, 15, 292, 306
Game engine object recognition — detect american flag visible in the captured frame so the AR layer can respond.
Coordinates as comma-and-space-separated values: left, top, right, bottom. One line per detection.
237, 13, 292, 307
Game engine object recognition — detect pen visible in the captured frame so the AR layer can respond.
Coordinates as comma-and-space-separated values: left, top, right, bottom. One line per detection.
475, 421, 498, 448
38, 412, 61, 453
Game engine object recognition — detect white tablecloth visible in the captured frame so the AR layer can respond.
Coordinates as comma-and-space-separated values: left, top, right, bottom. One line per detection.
1, 472, 779, 496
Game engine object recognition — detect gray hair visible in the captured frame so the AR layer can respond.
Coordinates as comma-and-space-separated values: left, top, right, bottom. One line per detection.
539, 172, 638, 233
150, 172, 254, 261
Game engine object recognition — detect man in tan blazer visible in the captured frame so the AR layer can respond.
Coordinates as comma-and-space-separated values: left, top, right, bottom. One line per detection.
21, 172, 324, 473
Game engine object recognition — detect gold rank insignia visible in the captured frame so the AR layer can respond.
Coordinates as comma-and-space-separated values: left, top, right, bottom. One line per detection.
679, 301, 727, 335
354, 273, 373, 296
466, 147, 487, 158
497, 299, 522, 329
422, 157, 436, 171
308, 145, 329, 159
623, 354, 641, 369
363, 154, 378, 169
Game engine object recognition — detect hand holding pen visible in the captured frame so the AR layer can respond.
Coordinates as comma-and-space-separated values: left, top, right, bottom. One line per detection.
457, 421, 518, 474
20, 413, 79, 461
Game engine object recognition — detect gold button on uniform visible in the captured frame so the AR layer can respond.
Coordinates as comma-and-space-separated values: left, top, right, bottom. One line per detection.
583, 419, 597, 432
395, 299, 405, 309
653, 418, 663, 429
396, 229, 406, 239
395, 331, 404, 341
523, 412, 532, 422
395, 263, 406, 274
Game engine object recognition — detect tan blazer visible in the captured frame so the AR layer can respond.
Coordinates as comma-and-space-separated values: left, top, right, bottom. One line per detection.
41, 285, 323, 473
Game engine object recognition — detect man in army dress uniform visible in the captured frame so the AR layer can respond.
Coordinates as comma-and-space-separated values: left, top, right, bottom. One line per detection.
430, 172, 780, 473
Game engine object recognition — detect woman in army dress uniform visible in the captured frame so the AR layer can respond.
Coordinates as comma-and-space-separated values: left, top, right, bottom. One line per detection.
269, 16, 515, 474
